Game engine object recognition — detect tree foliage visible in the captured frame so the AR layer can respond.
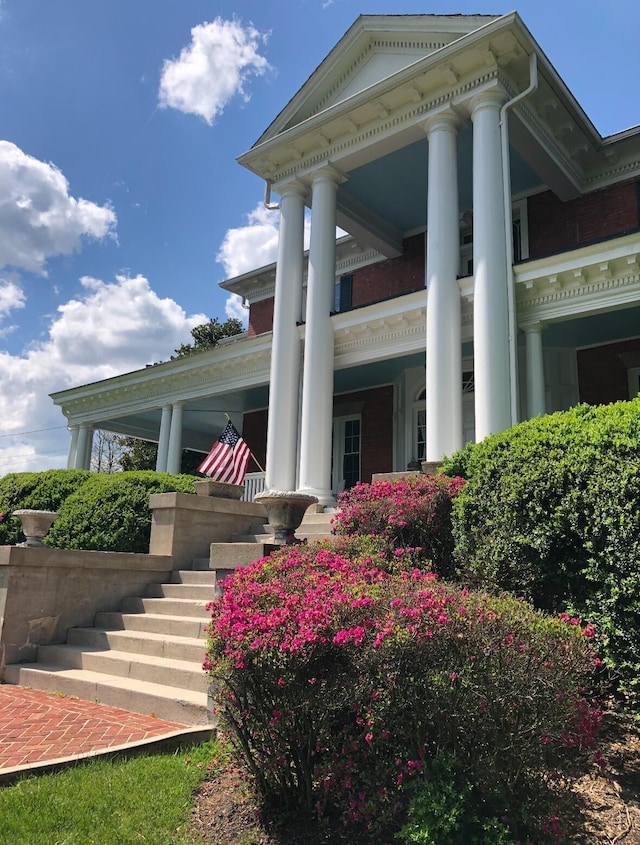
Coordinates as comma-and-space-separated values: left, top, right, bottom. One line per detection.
172, 317, 243, 359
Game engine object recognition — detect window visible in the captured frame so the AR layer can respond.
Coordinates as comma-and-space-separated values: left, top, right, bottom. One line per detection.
458, 200, 529, 277
332, 414, 361, 491
334, 274, 353, 313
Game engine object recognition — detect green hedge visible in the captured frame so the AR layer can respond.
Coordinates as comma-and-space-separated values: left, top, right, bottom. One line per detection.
0, 469, 195, 553
441, 399, 640, 708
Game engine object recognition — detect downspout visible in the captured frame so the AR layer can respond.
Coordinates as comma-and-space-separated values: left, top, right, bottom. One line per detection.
500, 51, 538, 426
264, 179, 280, 211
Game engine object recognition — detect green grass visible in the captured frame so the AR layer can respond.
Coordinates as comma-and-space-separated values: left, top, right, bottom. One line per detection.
0, 740, 224, 845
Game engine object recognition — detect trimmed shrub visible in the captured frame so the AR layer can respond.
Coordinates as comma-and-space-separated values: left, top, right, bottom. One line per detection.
0, 470, 92, 546
441, 399, 640, 708
48, 471, 196, 553
332, 474, 465, 578
206, 543, 601, 842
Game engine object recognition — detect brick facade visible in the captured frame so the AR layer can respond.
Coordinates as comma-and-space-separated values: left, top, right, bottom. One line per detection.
242, 384, 394, 486
527, 178, 640, 259
351, 233, 425, 308
248, 298, 275, 338
577, 338, 640, 406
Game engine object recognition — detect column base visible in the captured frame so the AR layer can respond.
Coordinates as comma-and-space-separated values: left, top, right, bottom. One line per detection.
296, 487, 336, 508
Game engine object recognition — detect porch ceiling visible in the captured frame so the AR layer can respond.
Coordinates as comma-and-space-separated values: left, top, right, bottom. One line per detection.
340, 127, 542, 232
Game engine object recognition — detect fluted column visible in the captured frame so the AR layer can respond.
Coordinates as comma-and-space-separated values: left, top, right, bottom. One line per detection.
471, 89, 511, 440
167, 401, 184, 475
156, 404, 172, 472
424, 109, 462, 460
524, 322, 546, 418
298, 165, 341, 505
83, 427, 94, 470
67, 425, 79, 469
265, 179, 307, 492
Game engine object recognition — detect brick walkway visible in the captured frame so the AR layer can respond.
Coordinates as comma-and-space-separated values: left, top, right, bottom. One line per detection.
0, 686, 192, 774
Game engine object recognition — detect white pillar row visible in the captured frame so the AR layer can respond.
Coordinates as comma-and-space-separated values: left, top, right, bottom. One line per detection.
156, 404, 172, 472
424, 109, 463, 461
166, 401, 184, 474
298, 165, 341, 505
67, 425, 79, 469
265, 179, 307, 492
524, 322, 546, 418
471, 88, 512, 441
75, 425, 90, 470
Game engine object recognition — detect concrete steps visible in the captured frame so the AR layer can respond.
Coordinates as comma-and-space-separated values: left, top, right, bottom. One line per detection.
4, 569, 215, 725
4, 506, 337, 726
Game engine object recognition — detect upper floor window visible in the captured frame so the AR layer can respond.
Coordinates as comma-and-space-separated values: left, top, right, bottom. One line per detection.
458, 199, 529, 277
334, 274, 353, 313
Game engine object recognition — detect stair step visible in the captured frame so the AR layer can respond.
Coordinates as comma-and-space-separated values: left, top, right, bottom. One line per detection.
145, 582, 216, 600
67, 627, 207, 663
36, 645, 208, 693
171, 569, 217, 584
120, 597, 210, 618
94, 611, 210, 639
3, 664, 209, 725
231, 533, 274, 543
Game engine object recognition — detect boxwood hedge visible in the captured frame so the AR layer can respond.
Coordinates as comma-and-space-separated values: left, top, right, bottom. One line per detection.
441, 398, 640, 708
0, 469, 195, 553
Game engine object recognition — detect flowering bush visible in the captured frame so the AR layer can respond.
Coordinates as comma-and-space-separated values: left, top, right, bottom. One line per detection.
206, 543, 601, 842
332, 474, 465, 578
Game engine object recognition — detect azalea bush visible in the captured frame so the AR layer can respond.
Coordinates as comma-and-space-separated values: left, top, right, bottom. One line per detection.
332, 473, 465, 578
206, 543, 602, 842
441, 399, 640, 709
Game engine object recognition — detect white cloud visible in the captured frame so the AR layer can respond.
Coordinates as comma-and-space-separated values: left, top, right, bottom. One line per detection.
158, 18, 270, 124
0, 278, 25, 319
0, 141, 117, 275
0, 273, 207, 475
225, 293, 248, 321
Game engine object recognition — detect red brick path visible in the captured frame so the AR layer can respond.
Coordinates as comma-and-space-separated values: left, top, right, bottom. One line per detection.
0, 686, 186, 772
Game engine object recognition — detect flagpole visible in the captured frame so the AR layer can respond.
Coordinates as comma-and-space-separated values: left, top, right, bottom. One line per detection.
224, 412, 265, 474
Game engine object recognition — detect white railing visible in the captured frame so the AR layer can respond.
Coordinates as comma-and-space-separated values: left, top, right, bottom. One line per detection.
242, 471, 266, 502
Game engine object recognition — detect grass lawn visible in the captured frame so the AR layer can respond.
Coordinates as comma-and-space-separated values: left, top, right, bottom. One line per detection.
0, 740, 223, 845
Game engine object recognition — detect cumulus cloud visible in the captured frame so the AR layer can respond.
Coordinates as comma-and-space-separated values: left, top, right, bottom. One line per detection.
0, 142, 117, 275
0, 278, 25, 319
0, 273, 207, 474
158, 18, 270, 124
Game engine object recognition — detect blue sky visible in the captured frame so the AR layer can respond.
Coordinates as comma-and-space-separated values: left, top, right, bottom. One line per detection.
0, 0, 638, 474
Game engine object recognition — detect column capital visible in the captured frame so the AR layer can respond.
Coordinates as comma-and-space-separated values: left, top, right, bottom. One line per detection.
469, 86, 507, 117
422, 105, 462, 137
273, 176, 309, 201
520, 319, 547, 334
306, 162, 346, 189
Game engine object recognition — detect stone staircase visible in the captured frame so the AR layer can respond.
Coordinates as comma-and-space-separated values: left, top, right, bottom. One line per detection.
4, 508, 335, 725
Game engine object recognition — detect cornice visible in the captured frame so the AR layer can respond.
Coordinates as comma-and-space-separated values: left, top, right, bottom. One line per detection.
515, 234, 640, 324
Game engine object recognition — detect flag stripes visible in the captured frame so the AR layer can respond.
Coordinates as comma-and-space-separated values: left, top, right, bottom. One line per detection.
197, 420, 251, 486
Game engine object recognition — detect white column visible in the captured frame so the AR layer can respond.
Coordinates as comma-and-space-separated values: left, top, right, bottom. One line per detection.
83, 427, 94, 470
156, 404, 172, 472
265, 180, 307, 492
524, 323, 546, 418
471, 89, 511, 441
298, 166, 341, 505
75, 425, 90, 470
167, 402, 184, 475
424, 110, 462, 460
67, 425, 79, 469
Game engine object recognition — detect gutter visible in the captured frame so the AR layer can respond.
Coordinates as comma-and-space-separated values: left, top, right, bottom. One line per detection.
500, 51, 538, 426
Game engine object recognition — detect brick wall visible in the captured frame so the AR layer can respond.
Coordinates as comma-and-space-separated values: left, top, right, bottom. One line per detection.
248, 298, 275, 338
241, 409, 268, 472
242, 385, 394, 485
334, 385, 394, 483
576, 338, 640, 405
352, 233, 425, 308
528, 178, 639, 259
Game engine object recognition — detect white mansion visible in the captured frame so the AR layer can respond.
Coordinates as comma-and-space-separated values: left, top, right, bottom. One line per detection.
52, 12, 640, 505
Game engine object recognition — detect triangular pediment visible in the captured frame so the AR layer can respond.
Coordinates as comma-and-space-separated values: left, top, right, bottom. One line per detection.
255, 14, 499, 145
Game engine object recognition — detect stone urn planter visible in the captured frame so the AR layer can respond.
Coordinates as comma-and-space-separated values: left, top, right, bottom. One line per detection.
12, 509, 60, 547
253, 491, 318, 544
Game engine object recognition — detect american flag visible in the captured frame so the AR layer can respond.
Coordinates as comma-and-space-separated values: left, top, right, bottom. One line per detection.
197, 420, 251, 485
